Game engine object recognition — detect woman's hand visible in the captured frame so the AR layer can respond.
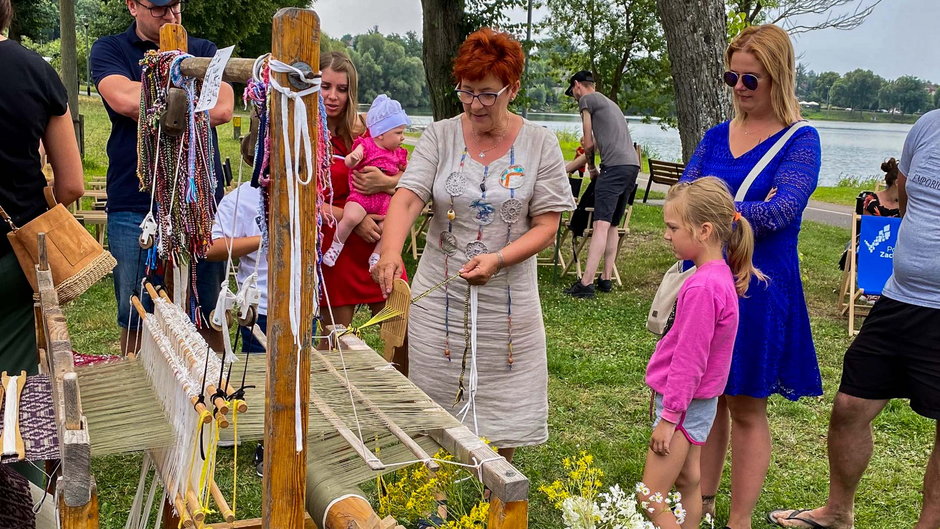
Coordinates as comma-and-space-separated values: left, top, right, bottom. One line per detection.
371, 254, 404, 298
353, 213, 384, 244
649, 420, 676, 456
459, 252, 501, 286
352, 166, 395, 195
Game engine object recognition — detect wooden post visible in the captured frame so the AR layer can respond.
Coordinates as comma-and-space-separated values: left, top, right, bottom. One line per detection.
159, 24, 188, 52
488, 497, 528, 529
263, 8, 320, 529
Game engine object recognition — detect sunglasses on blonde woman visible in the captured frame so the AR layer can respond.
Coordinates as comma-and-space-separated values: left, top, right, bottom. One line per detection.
723, 71, 760, 91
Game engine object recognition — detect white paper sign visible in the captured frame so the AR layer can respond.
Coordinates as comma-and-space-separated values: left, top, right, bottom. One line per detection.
194, 45, 235, 113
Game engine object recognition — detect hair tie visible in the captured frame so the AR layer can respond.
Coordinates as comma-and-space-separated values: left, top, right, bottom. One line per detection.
733, 211, 742, 223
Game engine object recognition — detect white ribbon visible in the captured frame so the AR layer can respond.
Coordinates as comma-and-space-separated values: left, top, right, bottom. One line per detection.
266, 59, 321, 452
457, 285, 481, 435
2, 375, 21, 456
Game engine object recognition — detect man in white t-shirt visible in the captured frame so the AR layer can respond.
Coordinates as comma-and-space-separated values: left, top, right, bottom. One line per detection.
770, 109, 940, 529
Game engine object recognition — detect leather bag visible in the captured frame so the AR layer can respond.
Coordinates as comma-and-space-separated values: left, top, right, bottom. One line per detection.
1, 188, 116, 303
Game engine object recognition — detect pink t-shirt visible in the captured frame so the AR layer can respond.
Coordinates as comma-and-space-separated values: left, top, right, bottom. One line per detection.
645, 260, 739, 423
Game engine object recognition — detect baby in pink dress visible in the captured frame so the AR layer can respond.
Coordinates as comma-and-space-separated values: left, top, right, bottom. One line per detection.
323, 94, 410, 269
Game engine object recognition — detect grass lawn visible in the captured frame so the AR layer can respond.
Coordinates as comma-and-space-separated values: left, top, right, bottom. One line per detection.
68, 97, 931, 528
810, 185, 866, 207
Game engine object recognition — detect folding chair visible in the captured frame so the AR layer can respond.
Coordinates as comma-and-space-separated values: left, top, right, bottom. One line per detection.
405, 203, 433, 260
560, 182, 638, 286
842, 212, 901, 335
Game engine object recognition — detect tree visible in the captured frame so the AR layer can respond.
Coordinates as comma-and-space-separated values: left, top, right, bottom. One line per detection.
656, 0, 731, 162
813, 70, 840, 105
90, 0, 308, 58
879, 76, 930, 114
9, 0, 58, 41
795, 63, 817, 101
935, 88, 940, 110
730, 0, 885, 34
352, 31, 429, 108
829, 68, 883, 110
420, 0, 527, 120
542, 0, 671, 118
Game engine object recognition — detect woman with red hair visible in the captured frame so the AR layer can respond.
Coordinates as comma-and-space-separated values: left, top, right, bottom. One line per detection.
373, 28, 574, 460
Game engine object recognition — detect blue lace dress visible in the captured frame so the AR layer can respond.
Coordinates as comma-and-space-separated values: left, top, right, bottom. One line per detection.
681, 121, 823, 400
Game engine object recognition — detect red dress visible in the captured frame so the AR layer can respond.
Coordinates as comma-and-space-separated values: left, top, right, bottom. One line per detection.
320, 135, 405, 307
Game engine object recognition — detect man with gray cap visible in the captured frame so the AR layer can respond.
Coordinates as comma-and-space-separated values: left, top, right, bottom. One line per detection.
90, 0, 234, 353
564, 70, 640, 299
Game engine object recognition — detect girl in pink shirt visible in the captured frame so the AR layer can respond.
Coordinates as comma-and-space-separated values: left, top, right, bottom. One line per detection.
638, 177, 764, 529
323, 94, 410, 269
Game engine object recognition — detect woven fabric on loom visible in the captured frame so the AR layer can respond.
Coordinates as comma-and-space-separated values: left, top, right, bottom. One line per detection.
0, 375, 58, 463
0, 464, 36, 529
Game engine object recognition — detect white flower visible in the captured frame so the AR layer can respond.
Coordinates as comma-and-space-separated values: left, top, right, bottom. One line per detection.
561, 495, 600, 529
672, 505, 687, 524
635, 483, 651, 496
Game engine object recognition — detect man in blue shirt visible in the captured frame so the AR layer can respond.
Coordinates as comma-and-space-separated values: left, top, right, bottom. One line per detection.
90, 0, 233, 353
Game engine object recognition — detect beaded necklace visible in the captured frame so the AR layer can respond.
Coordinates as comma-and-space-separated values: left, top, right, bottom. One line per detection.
138, 50, 217, 266
440, 148, 470, 361
447, 144, 525, 403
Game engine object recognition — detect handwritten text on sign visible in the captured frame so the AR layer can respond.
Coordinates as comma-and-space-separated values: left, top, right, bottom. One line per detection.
194, 45, 235, 113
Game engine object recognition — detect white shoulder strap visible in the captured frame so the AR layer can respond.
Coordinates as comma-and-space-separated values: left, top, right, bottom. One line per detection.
734, 120, 810, 201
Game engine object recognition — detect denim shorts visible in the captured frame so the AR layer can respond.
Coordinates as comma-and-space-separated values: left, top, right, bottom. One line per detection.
652, 393, 719, 445
108, 211, 224, 329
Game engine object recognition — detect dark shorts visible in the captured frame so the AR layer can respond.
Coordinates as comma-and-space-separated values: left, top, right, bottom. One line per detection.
593, 164, 639, 224
840, 296, 940, 419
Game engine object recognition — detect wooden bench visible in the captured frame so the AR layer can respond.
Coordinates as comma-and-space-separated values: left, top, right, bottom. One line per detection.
643, 159, 685, 202
73, 209, 108, 247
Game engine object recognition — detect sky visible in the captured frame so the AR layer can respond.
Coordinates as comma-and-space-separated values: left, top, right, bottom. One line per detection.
311, 0, 939, 83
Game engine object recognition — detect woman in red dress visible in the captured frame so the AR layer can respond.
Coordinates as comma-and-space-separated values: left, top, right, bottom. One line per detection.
318, 51, 408, 370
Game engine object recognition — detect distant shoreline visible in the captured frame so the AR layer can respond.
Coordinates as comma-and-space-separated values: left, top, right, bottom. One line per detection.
801, 108, 918, 124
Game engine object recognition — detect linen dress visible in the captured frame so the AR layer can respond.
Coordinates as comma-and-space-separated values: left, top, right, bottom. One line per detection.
681, 121, 823, 400
398, 116, 574, 447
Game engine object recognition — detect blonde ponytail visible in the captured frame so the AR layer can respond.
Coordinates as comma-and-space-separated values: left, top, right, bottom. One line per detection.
665, 177, 766, 296
726, 214, 766, 295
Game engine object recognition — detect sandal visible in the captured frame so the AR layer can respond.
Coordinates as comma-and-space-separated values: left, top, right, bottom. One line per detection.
767, 509, 831, 529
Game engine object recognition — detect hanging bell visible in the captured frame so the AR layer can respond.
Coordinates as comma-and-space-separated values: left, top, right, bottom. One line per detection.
159, 87, 188, 137
240, 114, 260, 166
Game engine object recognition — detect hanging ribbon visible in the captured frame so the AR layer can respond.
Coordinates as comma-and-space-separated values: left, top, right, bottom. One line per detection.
266, 59, 320, 452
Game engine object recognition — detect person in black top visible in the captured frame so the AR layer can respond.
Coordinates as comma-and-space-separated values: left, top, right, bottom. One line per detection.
860, 158, 901, 217
0, 0, 84, 492
0, 0, 84, 374
90, 0, 233, 354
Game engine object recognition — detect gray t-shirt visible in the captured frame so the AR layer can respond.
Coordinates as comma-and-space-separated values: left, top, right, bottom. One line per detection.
578, 91, 639, 168
883, 109, 940, 309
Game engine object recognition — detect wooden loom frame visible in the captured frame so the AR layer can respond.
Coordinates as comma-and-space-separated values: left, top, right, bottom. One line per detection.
36, 9, 530, 529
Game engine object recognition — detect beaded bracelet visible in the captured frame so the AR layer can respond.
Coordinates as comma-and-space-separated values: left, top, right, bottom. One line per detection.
496, 250, 505, 272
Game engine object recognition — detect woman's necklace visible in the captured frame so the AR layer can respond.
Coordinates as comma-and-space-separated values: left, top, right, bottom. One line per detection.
471, 124, 508, 159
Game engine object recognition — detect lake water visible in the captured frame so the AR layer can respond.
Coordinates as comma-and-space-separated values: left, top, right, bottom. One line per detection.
409, 113, 911, 187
